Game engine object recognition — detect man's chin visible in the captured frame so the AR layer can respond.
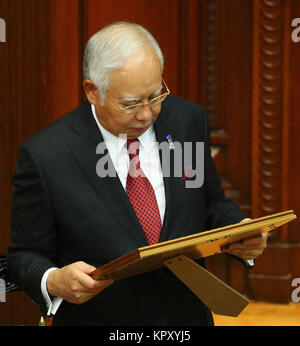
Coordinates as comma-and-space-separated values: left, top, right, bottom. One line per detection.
127, 125, 151, 137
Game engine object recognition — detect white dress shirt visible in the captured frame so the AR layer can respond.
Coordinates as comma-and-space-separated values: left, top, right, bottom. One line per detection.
41, 104, 166, 315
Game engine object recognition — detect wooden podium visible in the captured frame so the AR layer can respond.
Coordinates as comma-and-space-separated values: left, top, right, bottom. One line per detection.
91, 210, 297, 317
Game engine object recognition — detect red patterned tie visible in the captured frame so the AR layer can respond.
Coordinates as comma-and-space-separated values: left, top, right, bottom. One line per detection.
126, 138, 162, 244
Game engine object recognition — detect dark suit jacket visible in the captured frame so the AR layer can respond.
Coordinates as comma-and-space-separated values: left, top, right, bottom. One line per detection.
7, 95, 246, 325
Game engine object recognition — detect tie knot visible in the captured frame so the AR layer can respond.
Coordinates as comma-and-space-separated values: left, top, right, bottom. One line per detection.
127, 138, 140, 157
127, 138, 139, 147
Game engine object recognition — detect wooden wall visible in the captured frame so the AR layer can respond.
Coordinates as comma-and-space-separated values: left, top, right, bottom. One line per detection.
249, 0, 300, 303
0, 0, 299, 325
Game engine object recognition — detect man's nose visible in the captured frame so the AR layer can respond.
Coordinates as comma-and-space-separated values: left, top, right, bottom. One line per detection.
135, 104, 153, 122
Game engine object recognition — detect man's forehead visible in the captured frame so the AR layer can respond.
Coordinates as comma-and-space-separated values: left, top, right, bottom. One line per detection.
109, 70, 163, 97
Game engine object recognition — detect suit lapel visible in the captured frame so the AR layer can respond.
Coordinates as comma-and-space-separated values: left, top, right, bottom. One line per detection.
66, 100, 183, 245
154, 105, 184, 242
66, 102, 148, 246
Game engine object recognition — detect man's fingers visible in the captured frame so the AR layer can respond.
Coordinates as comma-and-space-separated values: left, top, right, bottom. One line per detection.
68, 264, 114, 304
221, 232, 269, 260
47, 261, 114, 305
223, 233, 268, 251
225, 242, 264, 251
243, 232, 268, 245
75, 264, 113, 291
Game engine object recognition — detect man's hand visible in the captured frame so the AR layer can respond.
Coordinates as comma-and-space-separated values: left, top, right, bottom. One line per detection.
46, 261, 114, 304
221, 218, 268, 260
222, 232, 268, 260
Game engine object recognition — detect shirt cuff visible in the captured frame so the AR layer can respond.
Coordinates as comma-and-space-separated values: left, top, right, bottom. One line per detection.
41, 267, 63, 316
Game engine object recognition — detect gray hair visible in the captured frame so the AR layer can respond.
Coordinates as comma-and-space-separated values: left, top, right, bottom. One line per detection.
83, 22, 164, 104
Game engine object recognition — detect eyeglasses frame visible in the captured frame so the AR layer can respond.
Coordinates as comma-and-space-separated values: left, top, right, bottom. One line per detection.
105, 78, 170, 113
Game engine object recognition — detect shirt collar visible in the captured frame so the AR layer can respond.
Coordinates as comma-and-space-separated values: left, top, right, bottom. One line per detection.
91, 104, 154, 153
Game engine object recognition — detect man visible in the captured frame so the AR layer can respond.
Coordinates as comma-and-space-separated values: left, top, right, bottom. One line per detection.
8, 22, 267, 325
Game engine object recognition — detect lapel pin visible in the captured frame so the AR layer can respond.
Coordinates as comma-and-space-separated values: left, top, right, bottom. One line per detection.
183, 166, 193, 181
166, 135, 175, 149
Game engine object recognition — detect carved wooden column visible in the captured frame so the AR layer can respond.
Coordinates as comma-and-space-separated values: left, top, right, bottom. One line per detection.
199, 0, 254, 294
249, 0, 294, 302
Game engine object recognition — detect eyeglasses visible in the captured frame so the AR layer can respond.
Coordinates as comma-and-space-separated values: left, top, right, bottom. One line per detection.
106, 78, 170, 114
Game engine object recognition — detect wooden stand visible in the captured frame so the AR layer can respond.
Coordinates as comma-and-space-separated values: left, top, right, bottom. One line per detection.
164, 255, 250, 317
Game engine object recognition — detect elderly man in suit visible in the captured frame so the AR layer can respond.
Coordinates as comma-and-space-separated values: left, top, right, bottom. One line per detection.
8, 22, 267, 325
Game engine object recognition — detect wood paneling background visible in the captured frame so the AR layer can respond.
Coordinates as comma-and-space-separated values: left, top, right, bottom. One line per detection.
0, 0, 299, 325
248, 0, 300, 303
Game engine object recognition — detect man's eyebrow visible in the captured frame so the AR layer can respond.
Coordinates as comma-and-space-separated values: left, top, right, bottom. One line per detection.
120, 96, 142, 102
120, 84, 163, 103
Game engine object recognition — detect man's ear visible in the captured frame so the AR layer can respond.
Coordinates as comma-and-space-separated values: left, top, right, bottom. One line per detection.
83, 79, 100, 105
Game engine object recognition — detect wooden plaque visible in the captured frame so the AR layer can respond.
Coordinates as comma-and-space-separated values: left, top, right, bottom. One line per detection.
91, 210, 296, 281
